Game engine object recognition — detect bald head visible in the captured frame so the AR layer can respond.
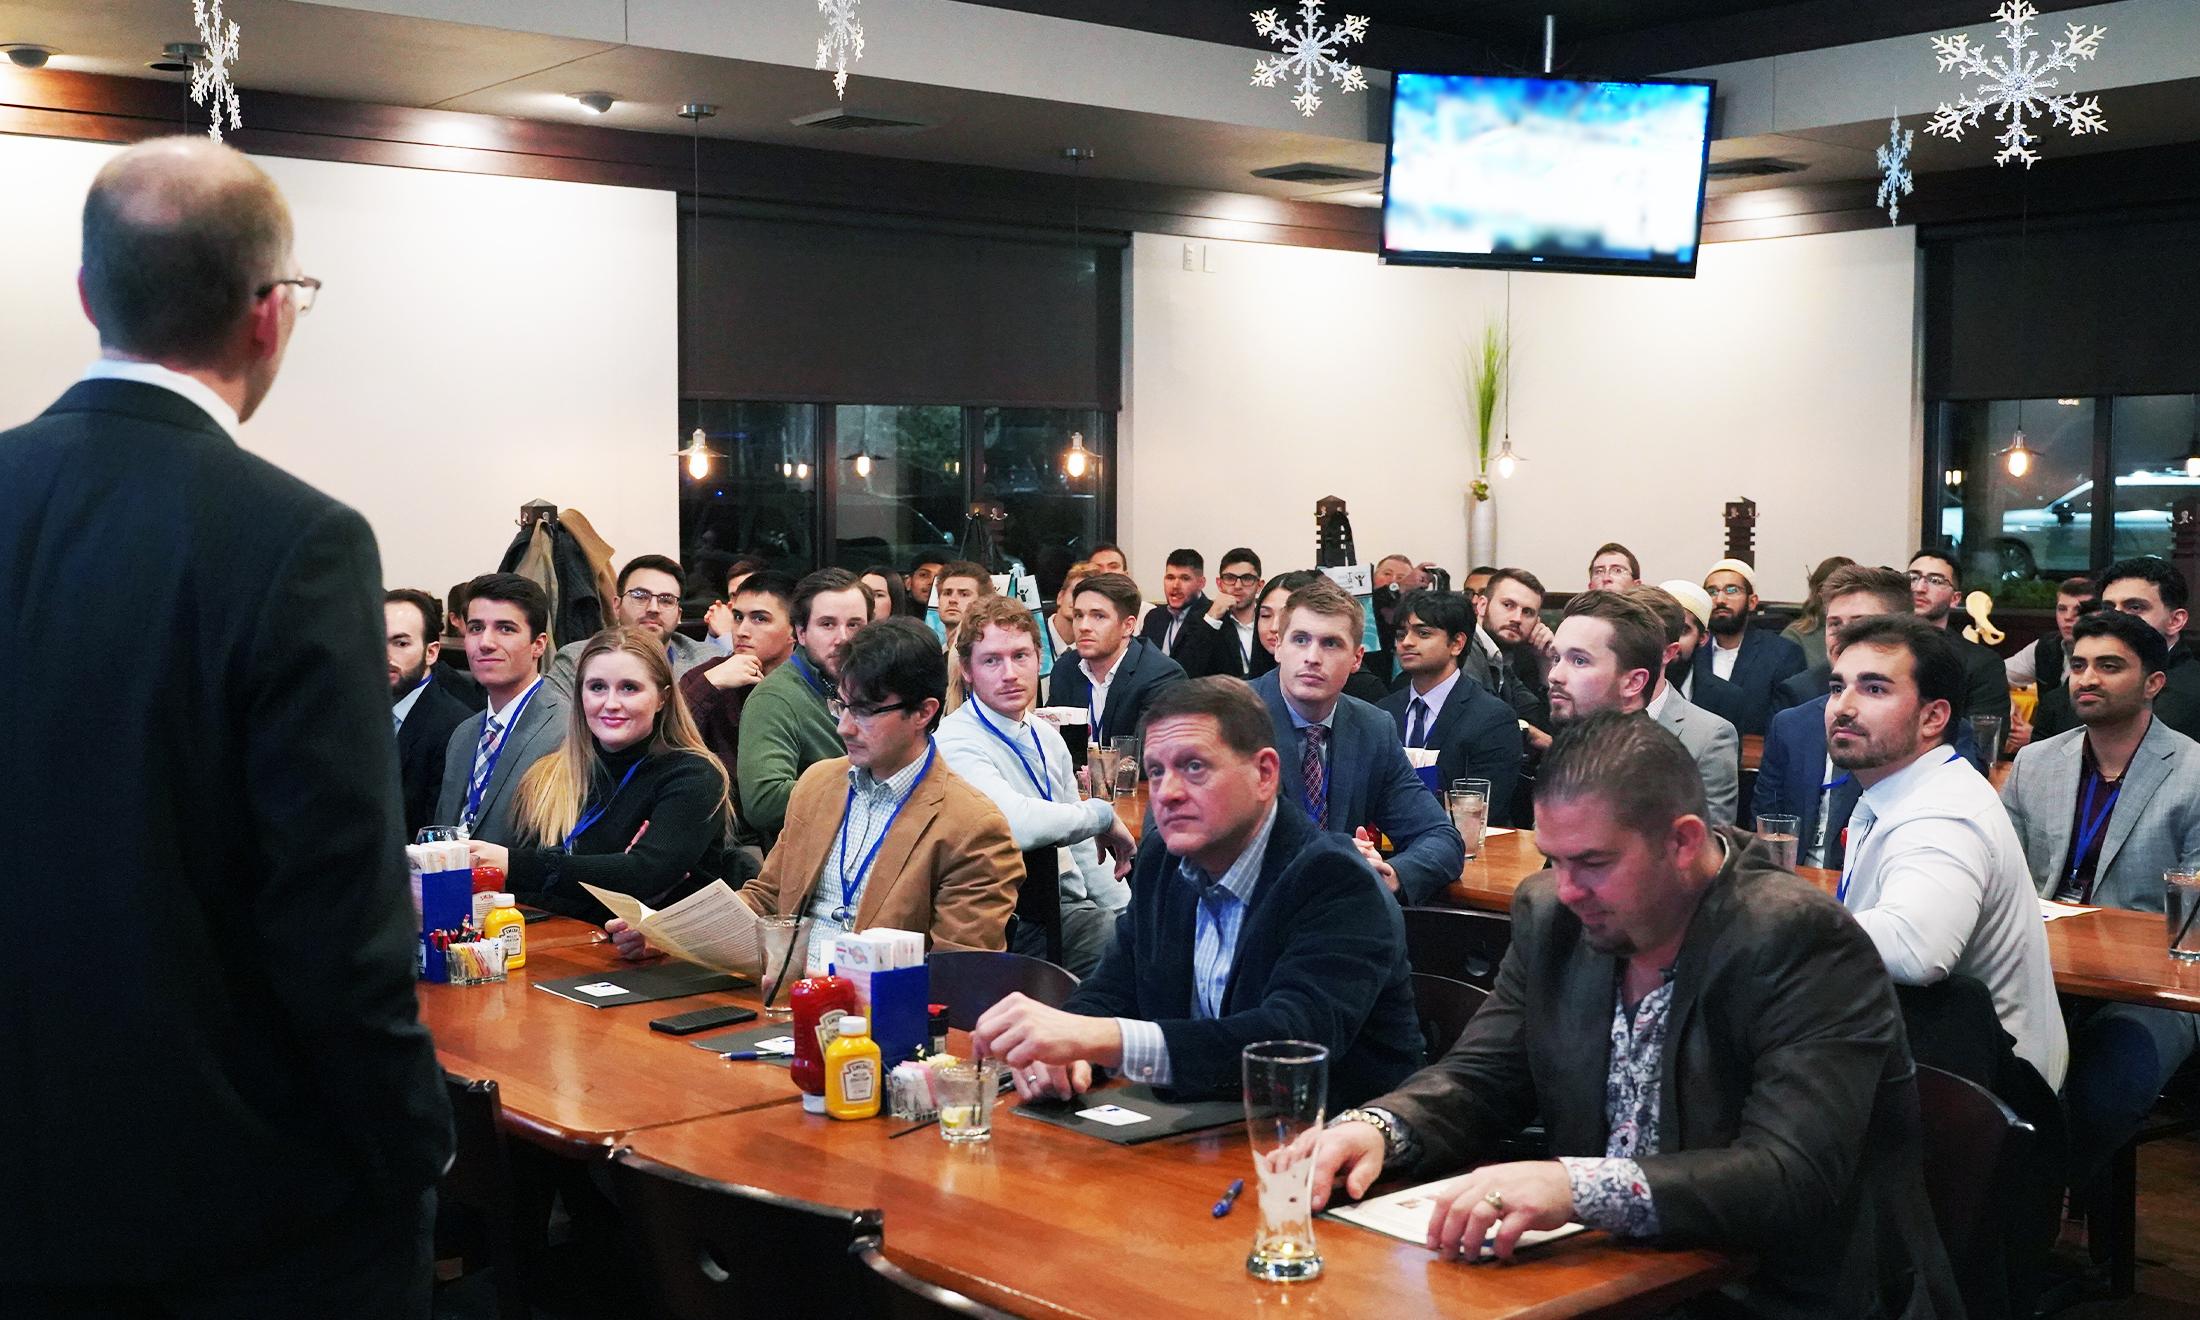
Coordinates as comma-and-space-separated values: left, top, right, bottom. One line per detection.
82, 137, 293, 370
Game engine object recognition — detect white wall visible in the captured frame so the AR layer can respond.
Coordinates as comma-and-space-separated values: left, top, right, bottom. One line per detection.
1120, 226, 1921, 601
0, 133, 678, 594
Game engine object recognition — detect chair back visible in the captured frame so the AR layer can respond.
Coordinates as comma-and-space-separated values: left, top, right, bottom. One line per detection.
610, 1148, 880, 1320
1014, 847, 1064, 967
1915, 1063, 2036, 1317
1410, 972, 1488, 1060
436, 1072, 533, 1320
853, 1239, 1014, 1318
441, 1073, 514, 1212
926, 950, 1079, 1031
1401, 906, 1513, 990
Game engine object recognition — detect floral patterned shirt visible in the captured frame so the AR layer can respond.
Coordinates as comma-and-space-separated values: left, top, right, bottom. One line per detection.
1557, 977, 1670, 1237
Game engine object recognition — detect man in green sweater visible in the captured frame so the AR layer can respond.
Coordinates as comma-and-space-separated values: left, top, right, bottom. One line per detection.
736, 568, 873, 851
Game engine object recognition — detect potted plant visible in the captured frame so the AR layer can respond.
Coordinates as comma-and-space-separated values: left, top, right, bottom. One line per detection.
1465, 320, 1509, 565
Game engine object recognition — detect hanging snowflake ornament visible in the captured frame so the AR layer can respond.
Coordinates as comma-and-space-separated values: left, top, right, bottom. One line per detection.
1925, 1, 2106, 168
816, 0, 864, 100
1875, 117, 1914, 224
1252, 2, 1370, 118
189, 0, 241, 142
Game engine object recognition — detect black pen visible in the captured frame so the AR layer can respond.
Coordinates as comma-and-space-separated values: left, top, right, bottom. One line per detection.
1212, 1178, 1245, 1218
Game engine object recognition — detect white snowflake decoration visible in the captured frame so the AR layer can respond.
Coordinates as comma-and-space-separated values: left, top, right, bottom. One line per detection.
1925, 1, 2107, 168
1252, 2, 1369, 118
1875, 118, 1914, 224
816, 0, 864, 101
189, 0, 241, 142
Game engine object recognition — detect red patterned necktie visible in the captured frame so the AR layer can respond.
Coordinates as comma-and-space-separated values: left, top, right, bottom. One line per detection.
1301, 725, 1329, 828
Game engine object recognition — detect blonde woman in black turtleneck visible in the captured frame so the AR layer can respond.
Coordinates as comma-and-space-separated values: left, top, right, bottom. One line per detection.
466, 626, 739, 925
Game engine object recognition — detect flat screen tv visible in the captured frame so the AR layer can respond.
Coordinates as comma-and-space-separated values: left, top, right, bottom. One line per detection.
1380, 72, 1716, 277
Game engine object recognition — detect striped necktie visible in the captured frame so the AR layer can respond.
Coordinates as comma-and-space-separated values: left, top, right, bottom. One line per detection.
464, 714, 505, 825
1301, 725, 1329, 828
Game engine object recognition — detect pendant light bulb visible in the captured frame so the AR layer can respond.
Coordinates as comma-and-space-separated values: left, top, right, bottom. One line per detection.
681, 427, 711, 479
1064, 430, 1090, 479
796, 461, 810, 480
1494, 438, 1520, 480
854, 452, 873, 479
2004, 430, 2031, 478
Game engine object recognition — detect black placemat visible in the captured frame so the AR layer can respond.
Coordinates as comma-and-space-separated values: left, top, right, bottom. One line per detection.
1014, 1084, 1242, 1145
533, 962, 750, 1008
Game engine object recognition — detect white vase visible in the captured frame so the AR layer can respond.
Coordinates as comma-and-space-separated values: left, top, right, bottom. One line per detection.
1467, 487, 1498, 570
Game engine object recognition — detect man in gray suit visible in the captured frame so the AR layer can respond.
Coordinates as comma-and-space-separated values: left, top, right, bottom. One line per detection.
434, 573, 567, 844
1629, 586, 1743, 829
1547, 590, 1737, 827
2000, 610, 2200, 1188
546, 553, 714, 698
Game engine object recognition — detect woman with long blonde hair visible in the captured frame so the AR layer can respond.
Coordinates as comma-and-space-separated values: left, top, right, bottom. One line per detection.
467, 627, 745, 923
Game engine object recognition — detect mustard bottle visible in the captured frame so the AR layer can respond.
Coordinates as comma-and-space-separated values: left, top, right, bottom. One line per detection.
824, 1016, 883, 1120
483, 893, 526, 970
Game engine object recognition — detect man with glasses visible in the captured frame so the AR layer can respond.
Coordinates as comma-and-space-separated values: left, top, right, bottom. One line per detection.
1690, 558, 1806, 738
3, 137, 448, 1315
737, 568, 874, 852
1907, 547, 2011, 751
1586, 542, 1640, 592
547, 554, 713, 698
1199, 547, 1267, 679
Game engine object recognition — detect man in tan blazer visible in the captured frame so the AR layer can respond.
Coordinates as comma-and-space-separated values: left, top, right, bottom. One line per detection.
614, 617, 1021, 964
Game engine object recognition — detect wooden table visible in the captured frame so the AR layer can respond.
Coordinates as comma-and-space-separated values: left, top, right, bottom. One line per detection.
626, 1088, 1738, 1320
1740, 735, 1762, 773
1444, 830, 1548, 911
419, 918, 802, 1151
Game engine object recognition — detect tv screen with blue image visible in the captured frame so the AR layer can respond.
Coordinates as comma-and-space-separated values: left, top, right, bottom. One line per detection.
1381, 73, 1716, 277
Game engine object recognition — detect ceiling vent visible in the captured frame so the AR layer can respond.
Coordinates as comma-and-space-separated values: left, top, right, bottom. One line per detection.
790, 107, 932, 133
1251, 161, 1381, 185
1705, 157, 1809, 180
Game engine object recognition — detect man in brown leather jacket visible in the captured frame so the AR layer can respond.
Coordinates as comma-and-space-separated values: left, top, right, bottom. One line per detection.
1310, 712, 1960, 1319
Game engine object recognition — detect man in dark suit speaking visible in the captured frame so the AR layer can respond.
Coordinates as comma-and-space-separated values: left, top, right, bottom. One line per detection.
0, 138, 450, 1316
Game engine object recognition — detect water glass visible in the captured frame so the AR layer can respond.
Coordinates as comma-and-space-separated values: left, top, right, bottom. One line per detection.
937, 1060, 1005, 1143
1088, 744, 1118, 800
1109, 737, 1141, 786
756, 915, 803, 1018
1447, 779, 1490, 861
1756, 814, 1801, 872
2169, 870, 2200, 963
1970, 715, 2005, 767
1242, 1041, 1328, 1283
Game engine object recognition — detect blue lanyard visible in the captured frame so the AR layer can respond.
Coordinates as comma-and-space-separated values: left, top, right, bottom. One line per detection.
564, 757, 644, 850
464, 677, 543, 825
832, 742, 937, 923
788, 652, 833, 703
2065, 766, 2123, 899
971, 700, 1053, 801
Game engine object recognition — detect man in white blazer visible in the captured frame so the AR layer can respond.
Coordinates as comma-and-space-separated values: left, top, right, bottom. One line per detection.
2001, 610, 2200, 1187
936, 596, 1135, 974
433, 573, 568, 845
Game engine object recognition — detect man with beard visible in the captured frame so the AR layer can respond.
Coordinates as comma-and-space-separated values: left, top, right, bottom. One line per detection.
1829, 615, 2065, 1092
1465, 567, 1553, 733
1905, 547, 2010, 749
1139, 549, 1229, 677
386, 588, 472, 837
1656, 578, 1746, 730
737, 568, 874, 851
1691, 559, 1806, 738
1625, 587, 1742, 828
2028, 557, 2200, 745
1547, 590, 1735, 825
547, 554, 715, 698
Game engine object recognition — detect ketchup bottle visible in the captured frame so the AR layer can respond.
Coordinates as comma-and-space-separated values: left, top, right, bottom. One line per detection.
790, 972, 858, 1114
470, 863, 506, 927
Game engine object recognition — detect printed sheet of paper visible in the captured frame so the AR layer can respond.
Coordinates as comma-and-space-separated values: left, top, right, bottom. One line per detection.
1326, 1173, 1587, 1257
581, 880, 763, 975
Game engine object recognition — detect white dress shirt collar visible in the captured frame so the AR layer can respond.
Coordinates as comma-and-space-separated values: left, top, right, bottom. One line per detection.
1645, 682, 1674, 721
392, 678, 430, 729
81, 358, 241, 440
1406, 668, 1461, 719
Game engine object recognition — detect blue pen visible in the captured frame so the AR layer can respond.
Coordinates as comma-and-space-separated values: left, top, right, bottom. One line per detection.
1212, 1178, 1245, 1218
720, 1050, 765, 1062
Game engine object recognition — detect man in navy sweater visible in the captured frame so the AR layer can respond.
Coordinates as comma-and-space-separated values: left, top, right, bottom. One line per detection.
972, 677, 1423, 1108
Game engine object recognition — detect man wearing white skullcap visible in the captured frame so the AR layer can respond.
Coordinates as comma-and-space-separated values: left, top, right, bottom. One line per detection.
1692, 559, 1806, 738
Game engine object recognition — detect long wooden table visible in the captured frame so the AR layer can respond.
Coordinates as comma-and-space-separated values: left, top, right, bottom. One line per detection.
626, 1082, 1738, 1320
419, 920, 800, 1152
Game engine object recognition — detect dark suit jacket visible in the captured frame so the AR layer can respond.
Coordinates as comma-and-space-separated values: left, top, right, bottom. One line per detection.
1378, 672, 1525, 826
1771, 662, 1826, 717
1690, 626, 1807, 737
1045, 637, 1187, 744
1370, 833, 1960, 1319
1067, 802, 1422, 1106
0, 380, 450, 1286
1688, 667, 1751, 730
395, 677, 472, 838
1462, 630, 1548, 729
1252, 673, 1466, 904
1138, 593, 1231, 677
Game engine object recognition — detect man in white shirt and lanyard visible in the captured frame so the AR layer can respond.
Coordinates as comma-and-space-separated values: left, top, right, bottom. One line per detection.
936, 596, 1137, 975
1829, 613, 2067, 1090
433, 573, 566, 846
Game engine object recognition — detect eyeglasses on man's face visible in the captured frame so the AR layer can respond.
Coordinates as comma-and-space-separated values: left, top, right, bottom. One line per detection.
1906, 571, 1954, 590
1218, 571, 1261, 588
1707, 583, 1749, 599
827, 696, 911, 724
257, 276, 322, 315
624, 588, 683, 610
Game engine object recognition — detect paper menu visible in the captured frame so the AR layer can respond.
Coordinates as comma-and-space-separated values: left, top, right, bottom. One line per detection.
580, 880, 766, 976
2038, 900, 2097, 922
1325, 1174, 1587, 1258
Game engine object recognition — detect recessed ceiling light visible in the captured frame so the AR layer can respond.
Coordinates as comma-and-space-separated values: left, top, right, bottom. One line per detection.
3, 43, 55, 70
572, 91, 616, 115
148, 42, 201, 74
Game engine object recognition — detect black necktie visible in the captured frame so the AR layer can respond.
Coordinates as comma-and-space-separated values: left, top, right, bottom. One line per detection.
1407, 697, 1430, 748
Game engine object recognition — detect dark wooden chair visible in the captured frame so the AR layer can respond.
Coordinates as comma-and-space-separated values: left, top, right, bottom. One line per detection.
1410, 972, 1488, 1060
434, 1073, 533, 1320
926, 949, 1079, 1031
1914, 1064, 2037, 1320
1402, 906, 1513, 991
609, 1147, 880, 1320
852, 1238, 1014, 1318
1013, 846, 1064, 967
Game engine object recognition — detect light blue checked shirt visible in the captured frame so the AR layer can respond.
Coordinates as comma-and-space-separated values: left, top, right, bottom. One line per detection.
804, 745, 933, 973
1116, 802, 1279, 1086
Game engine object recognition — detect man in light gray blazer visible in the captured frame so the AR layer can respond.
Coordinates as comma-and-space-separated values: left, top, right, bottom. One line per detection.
1631, 587, 1742, 828
430, 574, 569, 846
2001, 611, 2200, 1187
